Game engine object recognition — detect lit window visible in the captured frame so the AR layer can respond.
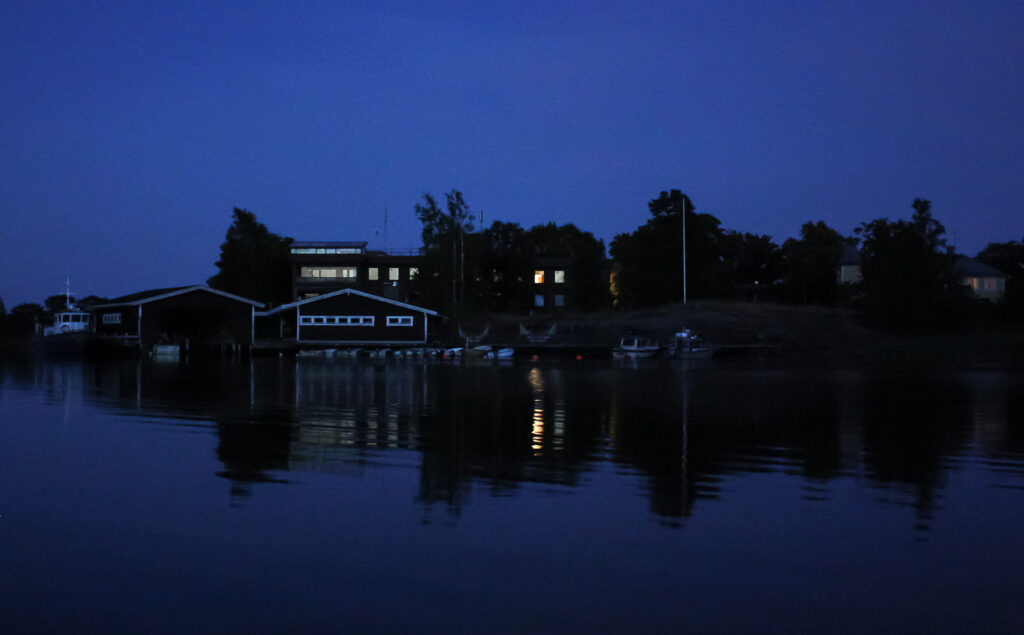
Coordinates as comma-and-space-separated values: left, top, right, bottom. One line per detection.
409, 267, 419, 279
301, 315, 374, 326
985, 279, 996, 290
102, 313, 121, 324
554, 294, 565, 307
968, 278, 979, 289
341, 268, 357, 279
534, 270, 545, 284
535, 294, 544, 307
387, 316, 414, 327
368, 267, 379, 281
554, 270, 565, 284
389, 267, 400, 281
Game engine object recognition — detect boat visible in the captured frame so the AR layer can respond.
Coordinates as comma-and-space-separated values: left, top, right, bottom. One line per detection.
613, 336, 662, 359
42, 280, 91, 337
670, 329, 715, 360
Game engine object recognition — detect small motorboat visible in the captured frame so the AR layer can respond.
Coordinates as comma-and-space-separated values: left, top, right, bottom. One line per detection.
670, 329, 714, 360
613, 336, 662, 359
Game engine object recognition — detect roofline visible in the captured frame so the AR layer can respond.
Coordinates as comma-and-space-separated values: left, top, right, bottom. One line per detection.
92, 286, 265, 309
262, 288, 439, 316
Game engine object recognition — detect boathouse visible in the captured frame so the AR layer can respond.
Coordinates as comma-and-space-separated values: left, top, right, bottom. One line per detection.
91, 286, 264, 350
258, 288, 439, 346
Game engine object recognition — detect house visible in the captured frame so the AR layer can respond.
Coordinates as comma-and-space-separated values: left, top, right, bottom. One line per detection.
289, 241, 423, 304
837, 244, 862, 285
91, 286, 264, 351
954, 256, 1006, 301
529, 256, 573, 310
258, 288, 439, 346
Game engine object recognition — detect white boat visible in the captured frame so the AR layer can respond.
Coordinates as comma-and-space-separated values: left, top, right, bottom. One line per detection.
670, 329, 715, 360
43, 280, 91, 336
613, 336, 662, 359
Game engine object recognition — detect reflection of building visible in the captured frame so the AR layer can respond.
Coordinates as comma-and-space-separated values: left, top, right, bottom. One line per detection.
289, 241, 423, 304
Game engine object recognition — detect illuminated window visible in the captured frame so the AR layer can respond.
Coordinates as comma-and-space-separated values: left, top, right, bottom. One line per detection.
368, 267, 379, 281
386, 316, 414, 326
409, 267, 419, 279
985, 279, 996, 290
554, 270, 565, 284
968, 278, 979, 289
389, 267, 400, 281
102, 313, 121, 324
534, 270, 545, 284
554, 294, 565, 307
300, 267, 357, 279
300, 315, 374, 326
534, 294, 544, 307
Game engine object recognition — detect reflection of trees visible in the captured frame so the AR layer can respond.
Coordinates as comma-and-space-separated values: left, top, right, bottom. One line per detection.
857, 372, 972, 530
16, 356, 1018, 528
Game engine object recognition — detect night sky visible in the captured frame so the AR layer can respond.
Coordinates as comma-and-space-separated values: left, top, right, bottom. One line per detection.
2, 1, 1022, 306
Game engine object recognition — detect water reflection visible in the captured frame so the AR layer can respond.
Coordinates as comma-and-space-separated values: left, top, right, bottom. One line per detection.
4, 357, 1024, 530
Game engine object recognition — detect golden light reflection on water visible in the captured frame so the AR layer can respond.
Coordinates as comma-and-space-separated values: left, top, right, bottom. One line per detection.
529, 367, 544, 452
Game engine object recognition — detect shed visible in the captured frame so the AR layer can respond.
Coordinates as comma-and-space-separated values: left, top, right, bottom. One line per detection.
91, 286, 264, 350
259, 288, 439, 346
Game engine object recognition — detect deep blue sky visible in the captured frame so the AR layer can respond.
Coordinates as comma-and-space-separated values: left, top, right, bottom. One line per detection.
3, 1, 1023, 306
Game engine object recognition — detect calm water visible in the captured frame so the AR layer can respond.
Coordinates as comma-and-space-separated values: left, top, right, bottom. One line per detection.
2, 356, 1024, 633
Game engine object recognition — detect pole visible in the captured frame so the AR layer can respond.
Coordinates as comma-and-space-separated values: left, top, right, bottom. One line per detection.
682, 195, 687, 305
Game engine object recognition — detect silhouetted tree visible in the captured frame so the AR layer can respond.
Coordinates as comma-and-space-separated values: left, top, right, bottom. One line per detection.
414, 191, 476, 314
779, 221, 849, 305
856, 199, 964, 330
977, 238, 1024, 318
207, 208, 293, 306
720, 230, 783, 290
44, 294, 73, 314
610, 189, 729, 307
0, 303, 45, 342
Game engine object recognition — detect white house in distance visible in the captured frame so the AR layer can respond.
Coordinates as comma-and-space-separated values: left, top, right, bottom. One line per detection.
836, 248, 1006, 301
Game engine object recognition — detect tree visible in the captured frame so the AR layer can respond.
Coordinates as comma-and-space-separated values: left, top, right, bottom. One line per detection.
207, 208, 293, 306
720, 230, 783, 292
44, 294, 74, 314
779, 221, 848, 305
0, 303, 45, 342
977, 238, 1024, 318
414, 191, 476, 314
610, 189, 729, 307
855, 199, 963, 330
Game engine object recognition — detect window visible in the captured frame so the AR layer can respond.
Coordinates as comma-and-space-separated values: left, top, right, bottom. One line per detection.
102, 313, 121, 324
300, 267, 357, 279
985, 279, 996, 290
554, 270, 565, 284
300, 315, 374, 326
554, 294, 565, 307
409, 267, 419, 280
368, 267, 379, 281
290, 247, 363, 255
387, 316, 414, 327
389, 267, 400, 281
534, 270, 545, 284
534, 294, 544, 307
968, 278, 979, 289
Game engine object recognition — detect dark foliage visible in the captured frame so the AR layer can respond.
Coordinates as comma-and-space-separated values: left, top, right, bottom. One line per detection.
0, 303, 45, 342
610, 189, 729, 308
856, 199, 967, 331
779, 221, 849, 305
207, 208, 293, 306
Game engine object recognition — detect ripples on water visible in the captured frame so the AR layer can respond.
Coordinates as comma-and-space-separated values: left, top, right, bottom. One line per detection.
2, 357, 1024, 632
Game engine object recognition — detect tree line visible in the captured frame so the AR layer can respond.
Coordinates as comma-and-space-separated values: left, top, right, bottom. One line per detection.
4, 192, 1023, 345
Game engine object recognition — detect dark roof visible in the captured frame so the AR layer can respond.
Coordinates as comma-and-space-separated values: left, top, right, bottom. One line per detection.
839, 244, 861, 265
955, 255, 1005, 277
93, 286, 264, 308
103, 286, 192, 304
260, 288, 439, 317
292, 241, 367, 248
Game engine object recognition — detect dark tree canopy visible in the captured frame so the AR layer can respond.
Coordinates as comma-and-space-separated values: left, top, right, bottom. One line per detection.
779, 221, 849, 306
413, 191, 477, 313
721, 231, 783, 287
207, 208, 293, 306
610, 189, 729, 307
856, 198, 964, 330
0, 302, 45, 342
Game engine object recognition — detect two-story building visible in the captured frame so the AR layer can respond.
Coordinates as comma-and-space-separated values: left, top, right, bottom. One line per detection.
289, 241, 423, 304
